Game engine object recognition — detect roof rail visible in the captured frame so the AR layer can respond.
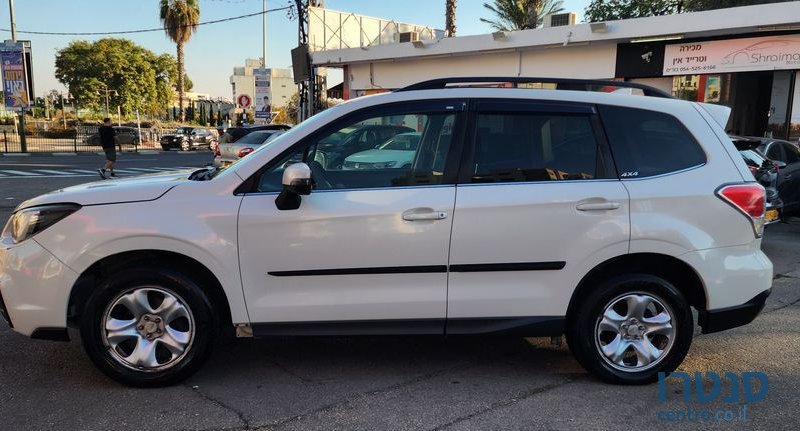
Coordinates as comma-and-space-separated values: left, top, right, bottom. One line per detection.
395, 77, 674, 99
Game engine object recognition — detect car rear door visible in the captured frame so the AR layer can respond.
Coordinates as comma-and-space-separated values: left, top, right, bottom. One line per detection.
445, 100, 629, 332
774, 141, 800, 214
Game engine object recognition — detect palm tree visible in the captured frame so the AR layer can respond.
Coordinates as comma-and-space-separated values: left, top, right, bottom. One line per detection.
481, 0, 565, 31
446, 0, 457, 37
160, 0, 200, 123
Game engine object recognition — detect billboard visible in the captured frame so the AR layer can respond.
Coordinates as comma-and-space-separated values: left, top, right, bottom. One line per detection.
308, 7, 444, 52
254, 68, 272, 122
664, 34, 800, 76
1, 41, 29, 111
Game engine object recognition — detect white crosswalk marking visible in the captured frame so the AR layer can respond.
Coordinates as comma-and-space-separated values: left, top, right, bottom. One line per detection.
1, 170, 39, 176
0, 166, 204, 178
36, 170, 74, 175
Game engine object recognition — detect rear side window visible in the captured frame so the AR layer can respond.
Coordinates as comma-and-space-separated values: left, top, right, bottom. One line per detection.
599, 106, 706, 178
470, 113, 603, 183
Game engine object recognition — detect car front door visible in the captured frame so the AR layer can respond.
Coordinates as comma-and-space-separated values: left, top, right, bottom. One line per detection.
237, 100, 465, 334
445, 100, 630, 332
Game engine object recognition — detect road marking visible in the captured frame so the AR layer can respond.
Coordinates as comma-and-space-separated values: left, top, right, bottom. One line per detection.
68, 169, 99, 174
124, 167, 164, 172
36, 169, 74, 175
0, 170, 39, 176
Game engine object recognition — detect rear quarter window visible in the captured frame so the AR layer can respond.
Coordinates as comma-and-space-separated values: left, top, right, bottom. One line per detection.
598, 105, 706, 178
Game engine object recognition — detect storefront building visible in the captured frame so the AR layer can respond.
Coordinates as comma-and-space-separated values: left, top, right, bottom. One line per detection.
311, 2, 800, 140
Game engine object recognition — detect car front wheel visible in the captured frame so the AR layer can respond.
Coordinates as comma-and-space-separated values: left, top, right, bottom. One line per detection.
181, 141, 191, 151
80, 267, 216, 387
567, 274, 693, 385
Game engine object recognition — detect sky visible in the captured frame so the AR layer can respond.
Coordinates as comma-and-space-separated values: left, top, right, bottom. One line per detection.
0, 0, 589, 99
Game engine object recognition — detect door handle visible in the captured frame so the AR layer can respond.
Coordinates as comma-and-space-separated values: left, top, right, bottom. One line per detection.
576, 201, 621, 211
402, 209, 448, 221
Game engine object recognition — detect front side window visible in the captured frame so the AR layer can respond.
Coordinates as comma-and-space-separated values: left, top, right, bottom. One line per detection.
257, 112, 457, 192
599, 106, 706, 178
469, 112, 601, 183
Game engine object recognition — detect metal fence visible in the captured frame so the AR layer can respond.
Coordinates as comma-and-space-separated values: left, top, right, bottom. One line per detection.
0, 125, 165, 153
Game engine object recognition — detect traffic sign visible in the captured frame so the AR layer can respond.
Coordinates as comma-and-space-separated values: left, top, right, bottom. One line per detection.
237, 94, 252, 109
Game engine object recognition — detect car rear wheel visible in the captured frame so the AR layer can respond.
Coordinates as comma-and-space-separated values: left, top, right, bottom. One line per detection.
80, 267, 216, 387
566, 274, 693, 384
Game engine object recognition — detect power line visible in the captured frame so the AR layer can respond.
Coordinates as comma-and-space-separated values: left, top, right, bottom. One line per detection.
0, 6, 293, 36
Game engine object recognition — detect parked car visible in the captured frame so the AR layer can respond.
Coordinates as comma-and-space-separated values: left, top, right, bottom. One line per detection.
214, 129, 286, 168
160, 127, 217, 151
731, 136, 783, 225
317, 124, 415, 169
0, 77, 772, 387
84, 126, 140, 147
343, 132, 421, 170
754, 137, 800, 218
219, 124, 291, 144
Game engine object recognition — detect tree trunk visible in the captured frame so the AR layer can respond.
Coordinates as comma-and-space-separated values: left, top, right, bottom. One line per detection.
177, 41, 185, 123
527, 0, 540, 29
446, 0, 457, 37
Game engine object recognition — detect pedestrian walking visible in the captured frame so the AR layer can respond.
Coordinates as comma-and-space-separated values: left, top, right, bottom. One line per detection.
97, 118, 119, 179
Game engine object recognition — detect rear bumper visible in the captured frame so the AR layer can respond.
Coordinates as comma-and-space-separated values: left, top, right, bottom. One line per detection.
698, 289, 770, 334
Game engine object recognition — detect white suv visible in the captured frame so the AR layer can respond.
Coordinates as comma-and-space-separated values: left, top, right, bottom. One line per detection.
0, 78, 773, 387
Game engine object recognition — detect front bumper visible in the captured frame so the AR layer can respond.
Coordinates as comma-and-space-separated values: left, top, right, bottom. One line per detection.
0, 238, 79, 337
698, 289, 770, 334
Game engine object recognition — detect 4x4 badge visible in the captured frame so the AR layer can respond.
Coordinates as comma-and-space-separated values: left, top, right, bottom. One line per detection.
621, 171, 639, 178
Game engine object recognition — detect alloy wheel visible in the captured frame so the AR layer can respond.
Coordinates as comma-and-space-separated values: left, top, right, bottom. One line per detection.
101, 287, 195, 372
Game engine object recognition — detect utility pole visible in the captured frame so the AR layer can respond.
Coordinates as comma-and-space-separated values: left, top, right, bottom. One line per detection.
8, 0, 17, 40
262, 0, 267, 68
60, 93, 68, 129
8, 0, 26, 152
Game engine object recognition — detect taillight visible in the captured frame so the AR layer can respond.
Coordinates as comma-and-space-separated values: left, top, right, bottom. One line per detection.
238, 147, 254, 158
773, 162, 780, 173
716, 183, 766, 238
213, 145, 220, 157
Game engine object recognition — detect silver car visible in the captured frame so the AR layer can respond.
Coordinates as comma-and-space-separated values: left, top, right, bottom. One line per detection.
214, 129, 285, 168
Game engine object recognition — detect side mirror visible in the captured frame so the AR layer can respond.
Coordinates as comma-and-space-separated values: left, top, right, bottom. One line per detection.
275, 163, 312, 210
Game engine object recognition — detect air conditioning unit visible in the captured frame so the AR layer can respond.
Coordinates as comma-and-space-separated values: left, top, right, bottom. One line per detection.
399, 31, 420, 43
543, 12, 577, 28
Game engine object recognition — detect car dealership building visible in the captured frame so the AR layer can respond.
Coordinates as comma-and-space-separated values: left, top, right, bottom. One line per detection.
310, 2, 800, 141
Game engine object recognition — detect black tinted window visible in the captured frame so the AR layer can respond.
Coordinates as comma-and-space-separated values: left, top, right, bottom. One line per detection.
599, 106, 706, 178
780, 143, 799, 164
470, 113, 601, 183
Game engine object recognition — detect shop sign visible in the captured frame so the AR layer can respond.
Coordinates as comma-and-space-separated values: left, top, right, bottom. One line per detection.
664, 34, 800, 76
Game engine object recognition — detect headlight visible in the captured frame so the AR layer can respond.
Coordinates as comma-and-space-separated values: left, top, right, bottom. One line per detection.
2, 204, 81, 244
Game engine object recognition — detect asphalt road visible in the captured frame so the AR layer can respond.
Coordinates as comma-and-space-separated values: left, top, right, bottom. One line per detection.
1, 153, 798, 431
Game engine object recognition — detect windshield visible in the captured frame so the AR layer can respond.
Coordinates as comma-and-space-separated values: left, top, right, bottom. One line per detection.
208, 105, 346, 179
377, 133, 421, 150
235, 130, 278, 146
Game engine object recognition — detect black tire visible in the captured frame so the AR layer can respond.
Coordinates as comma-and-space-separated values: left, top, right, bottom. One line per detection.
566, 274, 693, 385
80, 267, 217, 387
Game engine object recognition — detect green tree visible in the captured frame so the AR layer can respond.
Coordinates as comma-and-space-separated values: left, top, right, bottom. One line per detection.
160, 0, 200, 123
584, 0, 789, 21
585, 0, 684, 22
685, 0, 793, 11
481, 0, 565, 31
54, 38, 185, 117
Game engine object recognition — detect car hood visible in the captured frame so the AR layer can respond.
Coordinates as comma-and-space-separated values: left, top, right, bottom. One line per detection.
345, 149, 414, 163
16, 170, 194, 210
